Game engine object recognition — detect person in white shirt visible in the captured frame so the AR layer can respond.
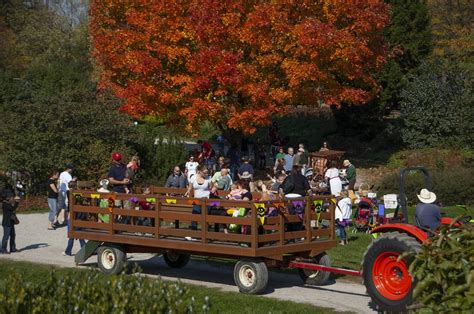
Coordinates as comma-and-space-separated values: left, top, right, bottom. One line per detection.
185, 155, 199, 182
57, 164, 76, 226
185, 165, 213, 234
336, 190, 352, 245
325, 160, 342, 196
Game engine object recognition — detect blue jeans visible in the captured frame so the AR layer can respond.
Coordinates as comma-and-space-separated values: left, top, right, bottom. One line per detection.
190, 204, 201, 230
336, 221, 347, 241
48, 198, 58, 223
65, 238, 86, 255
58, 191, 68, 210
1, 226, 16, 252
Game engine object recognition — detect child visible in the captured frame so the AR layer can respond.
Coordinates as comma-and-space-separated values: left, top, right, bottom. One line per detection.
1, 190, 19, 254
226, 183, 242, 200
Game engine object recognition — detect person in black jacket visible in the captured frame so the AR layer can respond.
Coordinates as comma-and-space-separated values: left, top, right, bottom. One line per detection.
1, 189, 19, 254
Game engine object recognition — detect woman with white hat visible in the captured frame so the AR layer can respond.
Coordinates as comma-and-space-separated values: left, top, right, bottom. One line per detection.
414, 188, 441, 230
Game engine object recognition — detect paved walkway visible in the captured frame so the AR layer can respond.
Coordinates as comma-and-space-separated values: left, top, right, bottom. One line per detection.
0, 213, 376, 313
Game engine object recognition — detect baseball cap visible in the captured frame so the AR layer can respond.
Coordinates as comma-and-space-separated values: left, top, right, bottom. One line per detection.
112, 152, 122, 161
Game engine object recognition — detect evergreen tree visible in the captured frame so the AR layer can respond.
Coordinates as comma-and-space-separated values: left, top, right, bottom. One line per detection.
379, 0, 433, 111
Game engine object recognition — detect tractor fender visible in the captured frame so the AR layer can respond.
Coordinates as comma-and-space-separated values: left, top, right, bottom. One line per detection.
440, 217, 461, 226
371, 224, 428, 243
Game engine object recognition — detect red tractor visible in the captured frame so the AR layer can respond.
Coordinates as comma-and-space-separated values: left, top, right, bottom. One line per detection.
361, 167, 468, 311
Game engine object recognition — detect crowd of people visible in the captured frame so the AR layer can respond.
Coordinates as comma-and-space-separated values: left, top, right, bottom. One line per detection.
0, 132, 445, 254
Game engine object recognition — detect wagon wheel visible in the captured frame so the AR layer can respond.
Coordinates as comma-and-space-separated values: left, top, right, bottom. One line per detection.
233, 259, 268, 294
163, 251, 191, 268
97, 244, 126, 275
362, 231, 421, 312
298, 252, 331, 286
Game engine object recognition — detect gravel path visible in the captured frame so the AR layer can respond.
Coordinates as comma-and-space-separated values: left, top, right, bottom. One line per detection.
1, 213, 375, 313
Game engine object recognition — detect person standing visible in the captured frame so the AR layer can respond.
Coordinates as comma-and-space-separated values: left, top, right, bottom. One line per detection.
185, 165, 213, 233
319, 141, 330, 152
57, 164, 76, 226
238, 156, 254, 179
226, 145, 240, 180
344, 159, 357, 191
165, 166, 187, 188
47, 170, 59, 230
298, 144, 309, 174
283, 147, 295, 173
63, 217, 86, 256
1, 190, 19, 254
325, 160, 342, 196
108, 153, 129, 193
185, 155, 199, 182
336, 190, 352, 245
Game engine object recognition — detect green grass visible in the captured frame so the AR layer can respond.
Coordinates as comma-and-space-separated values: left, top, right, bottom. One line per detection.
0, 260, 338, 314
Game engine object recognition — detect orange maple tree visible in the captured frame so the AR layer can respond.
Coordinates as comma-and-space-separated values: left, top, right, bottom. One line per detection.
90, 0, 389, 134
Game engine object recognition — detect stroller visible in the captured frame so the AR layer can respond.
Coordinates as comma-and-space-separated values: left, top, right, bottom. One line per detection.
352, 197, 378, 234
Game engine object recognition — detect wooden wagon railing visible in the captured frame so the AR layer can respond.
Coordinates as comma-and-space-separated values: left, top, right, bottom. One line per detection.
69, 188, 337, 261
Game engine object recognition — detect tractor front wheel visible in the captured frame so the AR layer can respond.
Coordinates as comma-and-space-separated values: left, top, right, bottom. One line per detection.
362, 231, 421, 312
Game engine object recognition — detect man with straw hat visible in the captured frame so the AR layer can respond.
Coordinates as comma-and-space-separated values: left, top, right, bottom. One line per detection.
415, 188, 441, 231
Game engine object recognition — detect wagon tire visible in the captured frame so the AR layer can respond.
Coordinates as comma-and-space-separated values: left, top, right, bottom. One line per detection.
362, 231, 421, 312
234, 259, 268, 294
163, 251, 191, 268
298, 252, 331, 286
97, 244, 126, 275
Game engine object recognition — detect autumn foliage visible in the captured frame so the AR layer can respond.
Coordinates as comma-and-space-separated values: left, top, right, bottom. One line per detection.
89, 0, 389, 134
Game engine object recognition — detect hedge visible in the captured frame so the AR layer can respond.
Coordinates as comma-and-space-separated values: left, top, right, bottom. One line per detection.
0, 269, 210, 313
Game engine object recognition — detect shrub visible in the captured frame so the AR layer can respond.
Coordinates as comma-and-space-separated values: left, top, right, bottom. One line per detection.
0, 269, 210, 313
408, 219, 473, 312
377, 166, 474, 206
135, 125, 189, 186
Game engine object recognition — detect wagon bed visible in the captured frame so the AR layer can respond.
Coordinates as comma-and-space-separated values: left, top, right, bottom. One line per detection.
69, 188, 337, 262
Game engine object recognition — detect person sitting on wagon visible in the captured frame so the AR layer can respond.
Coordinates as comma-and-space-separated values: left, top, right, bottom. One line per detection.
165, 166, 187, 189
279, 165, 311, 233
415, 189, 441, 231
211, 168, 233, 191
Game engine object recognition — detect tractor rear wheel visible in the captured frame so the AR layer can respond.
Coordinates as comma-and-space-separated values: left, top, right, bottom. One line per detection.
362, 231, 421, 312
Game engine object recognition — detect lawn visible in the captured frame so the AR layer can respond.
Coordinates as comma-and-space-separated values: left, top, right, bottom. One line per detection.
0, 260, 339, 314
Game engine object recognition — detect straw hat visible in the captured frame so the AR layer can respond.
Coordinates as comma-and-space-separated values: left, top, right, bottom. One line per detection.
417, 189, 436, 204
343, 160, 350, 167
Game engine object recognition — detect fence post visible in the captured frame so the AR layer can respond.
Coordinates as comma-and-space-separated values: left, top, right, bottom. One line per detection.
305, 196, 311, 243
201, 199, 206, 244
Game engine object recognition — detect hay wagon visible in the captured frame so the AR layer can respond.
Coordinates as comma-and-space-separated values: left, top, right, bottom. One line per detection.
69, 188, 357, 294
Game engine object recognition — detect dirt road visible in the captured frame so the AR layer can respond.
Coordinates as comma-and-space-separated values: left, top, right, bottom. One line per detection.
1, 213, 376, 313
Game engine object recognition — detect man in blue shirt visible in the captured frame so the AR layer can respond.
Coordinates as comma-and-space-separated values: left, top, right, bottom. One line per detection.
108, 152, 129, 193
238, 156, 254, 179
283, 147, 294, 173
415, 189, 441, 230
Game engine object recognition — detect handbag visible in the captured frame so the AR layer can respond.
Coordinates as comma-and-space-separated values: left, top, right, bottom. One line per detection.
11, 213, 20, 225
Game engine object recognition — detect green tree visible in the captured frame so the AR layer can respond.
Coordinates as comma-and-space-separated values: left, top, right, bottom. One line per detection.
333, 0, 432, 139
0, 1, 137, 192
379, 0, 433, 110
400, 62, 473, 149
